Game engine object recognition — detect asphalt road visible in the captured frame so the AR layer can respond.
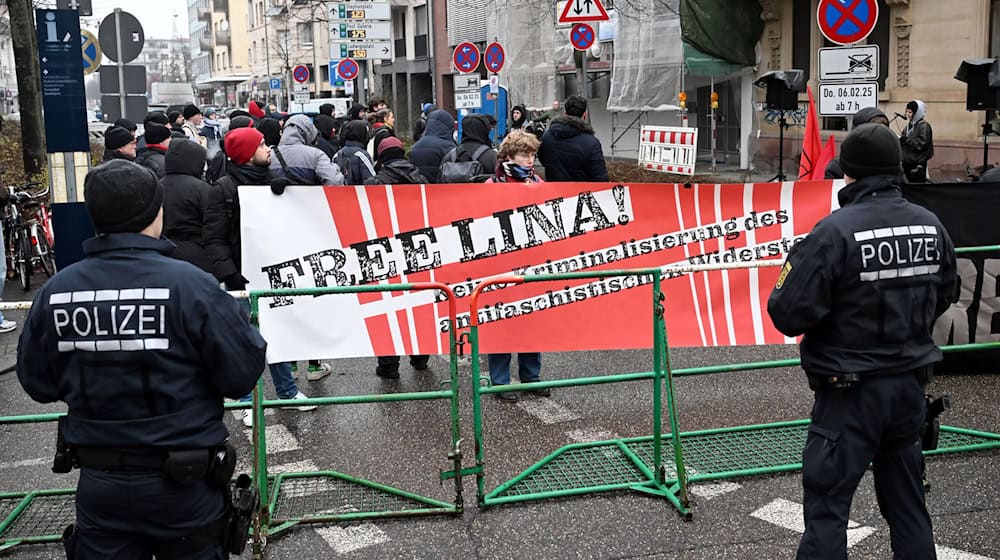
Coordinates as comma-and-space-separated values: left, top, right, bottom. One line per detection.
1, 275, 998, 559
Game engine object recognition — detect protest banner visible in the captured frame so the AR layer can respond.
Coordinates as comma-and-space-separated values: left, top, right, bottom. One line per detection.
241, 181, 839, 362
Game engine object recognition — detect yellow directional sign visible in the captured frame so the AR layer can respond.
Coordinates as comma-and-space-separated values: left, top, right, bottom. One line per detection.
81, 29, 101, 75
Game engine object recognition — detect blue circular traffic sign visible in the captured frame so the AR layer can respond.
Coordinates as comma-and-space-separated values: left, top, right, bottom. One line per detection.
817, 0, 878, 46
453, 41, 480, 74
293, 64, 310, 83
570, 23, 596, 51
337, 58, 359, 80
484, 42, 505, 73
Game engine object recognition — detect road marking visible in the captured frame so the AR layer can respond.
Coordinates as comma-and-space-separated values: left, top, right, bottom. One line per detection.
688, 481, 742, 500
0, 457, 48, 470
229, 408, 275, 422
315, 505, 391, 554
566, 428, 619, 442
518, 398, 581, 424
269, 459, 320, 474
750, 498, 875, 547
265, 424, 301, 453
936, 546, 995, 560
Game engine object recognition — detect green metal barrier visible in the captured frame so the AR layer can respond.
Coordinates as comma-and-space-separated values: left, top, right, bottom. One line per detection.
465, 264, 1000, 519
245, 283, 465, 553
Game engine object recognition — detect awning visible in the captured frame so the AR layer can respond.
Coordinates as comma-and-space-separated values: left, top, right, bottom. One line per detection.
196, 74, 252, 86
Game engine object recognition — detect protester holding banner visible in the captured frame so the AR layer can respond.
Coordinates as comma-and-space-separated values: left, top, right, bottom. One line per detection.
767, 123, 957, 560
203, 127, 320, 426
486, 130, 549, 402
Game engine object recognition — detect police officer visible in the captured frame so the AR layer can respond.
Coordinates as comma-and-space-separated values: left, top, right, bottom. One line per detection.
767, 123, 958, 560
17, 160, 267, 558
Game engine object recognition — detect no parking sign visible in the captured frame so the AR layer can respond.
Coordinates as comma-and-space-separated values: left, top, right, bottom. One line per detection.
817, 0, 878, 46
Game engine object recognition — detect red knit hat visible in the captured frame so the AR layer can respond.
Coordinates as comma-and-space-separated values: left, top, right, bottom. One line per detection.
226, 127, 264, 166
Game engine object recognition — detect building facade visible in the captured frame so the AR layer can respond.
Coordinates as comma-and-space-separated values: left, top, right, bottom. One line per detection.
0, 16, 17, 115
372, 0, 433, 135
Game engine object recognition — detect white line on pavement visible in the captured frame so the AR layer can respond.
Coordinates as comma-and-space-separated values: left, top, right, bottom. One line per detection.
314, 505, 391, 554
0, 457, 48, 470
518, 398, 581, 424
264, 424, 301, 453
936, 546, 996, 560
688, 481, 743, 500
269, 459, 320, 474
750, 498, 875, 547
565, 428, 619, 442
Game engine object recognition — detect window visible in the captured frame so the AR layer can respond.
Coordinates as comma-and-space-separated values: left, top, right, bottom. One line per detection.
298, 22, 313, 45
414, 5, 428, 36
992, 0, 1000, 57
321, 64, 330, 82
393, 10, 405, 38
792, 0, 812, 81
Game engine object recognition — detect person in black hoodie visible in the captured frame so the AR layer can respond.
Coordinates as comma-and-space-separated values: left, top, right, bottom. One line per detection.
334, 119, 375, 184
507, 104, 527, 136
409, 110, 456, 183
441, 113, 497, 181
133, 124, 171, 178
257, 117, 283, 148
161, 139, 212, 272
538, 95, 608, 182
363, 137, 431, 378
314, 114, 340, 159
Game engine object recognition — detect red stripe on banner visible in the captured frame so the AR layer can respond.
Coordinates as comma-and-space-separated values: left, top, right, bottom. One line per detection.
660, 131, 666, 143
749, 182, 787, 344
322, 187, 382, 305
365, 314, 396, 356
394, 308, 414, 355
657, 164, 664, 171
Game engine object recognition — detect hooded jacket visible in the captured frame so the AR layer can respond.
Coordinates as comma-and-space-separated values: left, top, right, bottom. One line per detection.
409, 110, 457, 183
767, 174, 958, 377
509, 104, 527, 131
269, 114, 344, 185
334, 120, 376, 184
162, 140, 213, 273
455, 114, 498, 174
824, 108, 889, 180
900, 100, 934, 179
134, 144, 168, 178
203, 161, 274, 290
314, 114, 340, 159
538, 115, 608, 182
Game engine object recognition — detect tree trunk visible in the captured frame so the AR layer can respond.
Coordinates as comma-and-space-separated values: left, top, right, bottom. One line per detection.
8, 0, 47, 176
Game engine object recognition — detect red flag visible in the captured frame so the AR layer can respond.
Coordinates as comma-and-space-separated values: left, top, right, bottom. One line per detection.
798, 85, 823, 180
812, 135, 836, 181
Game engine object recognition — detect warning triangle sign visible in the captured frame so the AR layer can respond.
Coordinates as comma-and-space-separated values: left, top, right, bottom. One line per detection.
558, 0, 610, 23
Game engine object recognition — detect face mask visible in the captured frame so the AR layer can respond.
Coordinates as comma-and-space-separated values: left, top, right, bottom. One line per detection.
503, 161, 534, 181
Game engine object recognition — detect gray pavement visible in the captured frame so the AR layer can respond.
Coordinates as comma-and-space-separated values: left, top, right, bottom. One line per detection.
1, 276, 998, 559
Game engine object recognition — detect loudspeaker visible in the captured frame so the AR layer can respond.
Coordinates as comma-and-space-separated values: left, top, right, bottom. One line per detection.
955, 59, 1000, 111
754, 70, 806, 111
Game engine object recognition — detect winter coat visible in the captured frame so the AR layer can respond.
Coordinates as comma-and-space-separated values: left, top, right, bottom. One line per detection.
900, 101, 934, 182
409, 110, 457, 183
182, 121, 207, 148
538, 115, 609, 182
457, 114, 498, 174
102, 149, 134, 163
334, 120, 376, 185
162, 140, 213, 273
134, 144, 167, 178
314, 115, 340, 159
367, 123, 395, 158
203, 163, 271, 289
269, 114, 344, 185
363, 158, 428, 185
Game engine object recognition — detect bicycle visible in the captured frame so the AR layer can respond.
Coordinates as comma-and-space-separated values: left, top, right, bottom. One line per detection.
3, 182, 56, 291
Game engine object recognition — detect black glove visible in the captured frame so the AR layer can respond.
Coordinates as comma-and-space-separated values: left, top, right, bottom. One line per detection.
269, 177, 291, 195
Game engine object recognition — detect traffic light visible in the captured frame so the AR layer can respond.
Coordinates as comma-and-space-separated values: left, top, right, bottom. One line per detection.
710, 91, 719, 110
678, 91, 687, 109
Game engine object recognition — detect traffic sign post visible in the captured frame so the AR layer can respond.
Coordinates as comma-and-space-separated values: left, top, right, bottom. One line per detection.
292, 64, 310, 84
570, 23, 596, 50
484, 42, 505, 74
99, 9, 145, 126
558, 0, 610, 24
337, 58, 360, 80
818, 82, 878, 116
817, 0, 878, 45
329, 1, 391, 21
454, 74, 482, 110
269, 77, 282, 90
81, 29, 101, 75
330, 40, 392, 60
453, 42, 480, 74
818, 45, 879, 82
333, 20, 391, 40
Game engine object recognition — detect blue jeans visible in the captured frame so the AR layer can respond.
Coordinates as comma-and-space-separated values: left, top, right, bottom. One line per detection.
237, 300, 298, 401
488, 353, 541, 386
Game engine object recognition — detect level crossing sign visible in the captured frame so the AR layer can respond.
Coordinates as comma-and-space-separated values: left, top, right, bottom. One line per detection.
484, 42, 504, 73
453, 41, 480, 74
817, 0, 878, 46
292, 64, 310, 83
337, 58, 359, 80
558, 0, 610, 24
570, 23, 596, 50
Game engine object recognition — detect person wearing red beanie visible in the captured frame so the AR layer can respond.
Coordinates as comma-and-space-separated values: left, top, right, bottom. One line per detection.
224, 127, 265, 166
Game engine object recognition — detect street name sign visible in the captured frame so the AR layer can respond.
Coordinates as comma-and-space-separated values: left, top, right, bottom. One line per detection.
327, 1, 391, 21
818, 81, 878, 116
331, 20, 391, 40
330, 40, 392, 60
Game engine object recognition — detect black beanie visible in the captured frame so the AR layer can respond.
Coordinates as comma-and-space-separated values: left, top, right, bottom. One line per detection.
228, 115, 254, 130
113, 118, 137, 132
104, 126, 134, 150
840, 123, 902, 180
182, 104, 202, 120
143, 111, 169, 126
144, 123, 171, 145
84, 160, 164, 234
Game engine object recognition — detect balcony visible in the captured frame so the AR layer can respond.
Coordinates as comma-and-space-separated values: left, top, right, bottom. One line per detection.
212, 0, 227, 12
199, 30, 212, 51
215, 29, 230, 47
394, 38, 406, 59
414, 34, 427, 59
197, 6, 211, 21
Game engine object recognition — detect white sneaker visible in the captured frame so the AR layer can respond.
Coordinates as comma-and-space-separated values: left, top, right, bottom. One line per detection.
306, 362, 332, 381
242, 410, 253, 428
0, 320, 16, 333
282, 391, 317, 412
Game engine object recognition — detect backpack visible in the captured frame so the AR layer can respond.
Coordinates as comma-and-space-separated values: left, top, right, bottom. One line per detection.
438, 144, 491, 183
272, 146, 321, 185
334, 146, 375, 185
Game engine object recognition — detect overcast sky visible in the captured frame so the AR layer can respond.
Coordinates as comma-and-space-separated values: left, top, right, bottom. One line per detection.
85, 0, 190, 40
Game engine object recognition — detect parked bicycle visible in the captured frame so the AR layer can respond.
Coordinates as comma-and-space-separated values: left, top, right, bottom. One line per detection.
3, 182, 55, 291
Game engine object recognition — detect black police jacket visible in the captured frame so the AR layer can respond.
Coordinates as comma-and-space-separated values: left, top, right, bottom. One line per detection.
17, 233, 267, 449
767, 175, 958, 377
